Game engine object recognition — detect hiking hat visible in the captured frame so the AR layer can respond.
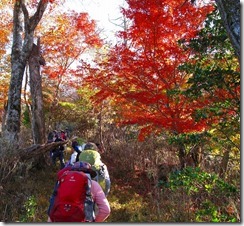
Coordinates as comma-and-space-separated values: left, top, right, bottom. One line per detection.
84, 142, 98, 151
72, 161, 97, 178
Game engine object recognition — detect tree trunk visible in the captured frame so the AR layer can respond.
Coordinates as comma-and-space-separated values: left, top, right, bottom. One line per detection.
178, 144, 186, 169
219, 149, 230, 178
190, 145, 203, 167
2, 0, 48, 148
215, 0, 240, 63
3, 1, 27, 147
98, 103, 105, 153
29, 38, 46, 144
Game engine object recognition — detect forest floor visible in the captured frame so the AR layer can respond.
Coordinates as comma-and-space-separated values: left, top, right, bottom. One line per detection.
1, 147, 240, 223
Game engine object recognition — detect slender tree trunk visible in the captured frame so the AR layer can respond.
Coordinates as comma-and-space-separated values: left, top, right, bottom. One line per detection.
215, 0, 240, 63
3, 2, 28, 147
98, 103, 106, 153
178, 144, 186, 169
29, 38, 46, 144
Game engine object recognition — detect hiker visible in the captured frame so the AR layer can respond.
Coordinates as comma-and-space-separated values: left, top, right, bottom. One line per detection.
65, 140, 87, 166
64, 141, 81, 166
79, 142, 111, 197
47, 130, 58, 162
50, 134, 66, 169
65, 128, 70, 139
71, 140, 83, 163
47, 161, 111, 222
47, 130, 57, 143
60, 130, 67, 140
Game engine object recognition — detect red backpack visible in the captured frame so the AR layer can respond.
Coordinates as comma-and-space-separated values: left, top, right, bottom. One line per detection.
49, 165, 95, 222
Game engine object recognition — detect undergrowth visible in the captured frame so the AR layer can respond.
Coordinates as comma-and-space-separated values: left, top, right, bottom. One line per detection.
0, 150, 240, 222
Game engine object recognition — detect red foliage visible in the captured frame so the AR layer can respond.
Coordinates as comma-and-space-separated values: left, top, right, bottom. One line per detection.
84, 0, 220, 140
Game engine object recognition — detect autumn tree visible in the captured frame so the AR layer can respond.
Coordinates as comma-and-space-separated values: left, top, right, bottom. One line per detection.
0, 2, 13, 128
85, 0, 215, 167
1, 0, 102, 147
0, 0, 12, 58
38, 10, 103, 130
2, 0, 52, 148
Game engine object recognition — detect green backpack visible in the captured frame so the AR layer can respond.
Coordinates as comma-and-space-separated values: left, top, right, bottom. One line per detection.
79, 150, 108, 195
79, 150, 102, 172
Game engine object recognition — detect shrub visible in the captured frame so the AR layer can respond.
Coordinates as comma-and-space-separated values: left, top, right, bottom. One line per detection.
159, 167, 240, 222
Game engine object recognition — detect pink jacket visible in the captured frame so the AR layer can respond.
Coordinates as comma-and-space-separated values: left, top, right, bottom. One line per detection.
47, 179, 110, 223
91, 180, 111, 222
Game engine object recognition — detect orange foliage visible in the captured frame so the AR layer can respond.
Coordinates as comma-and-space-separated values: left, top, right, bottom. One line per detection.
38, 10, 103, 96
0, 0, 102, 118
0, 4, 12, 56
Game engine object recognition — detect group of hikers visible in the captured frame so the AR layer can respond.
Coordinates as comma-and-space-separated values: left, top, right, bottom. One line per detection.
46, 130, 111, 222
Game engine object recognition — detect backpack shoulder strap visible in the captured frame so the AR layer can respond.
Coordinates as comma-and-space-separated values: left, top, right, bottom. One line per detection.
82, 173, 95, 222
